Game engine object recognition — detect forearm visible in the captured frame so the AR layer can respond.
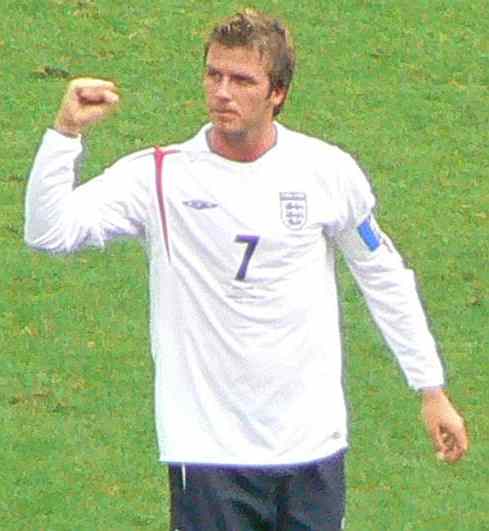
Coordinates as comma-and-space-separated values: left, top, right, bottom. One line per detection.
360, 283, 443, 387
24, 129, 84, 252
351, 260, 444, 388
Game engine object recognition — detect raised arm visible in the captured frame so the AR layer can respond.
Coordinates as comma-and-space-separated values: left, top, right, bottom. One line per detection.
25, 78, 150, 254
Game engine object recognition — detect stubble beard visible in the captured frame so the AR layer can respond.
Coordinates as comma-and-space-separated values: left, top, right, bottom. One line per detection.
210, 114, 250, 145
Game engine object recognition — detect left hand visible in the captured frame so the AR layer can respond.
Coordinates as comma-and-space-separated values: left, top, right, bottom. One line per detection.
421, 388, 468, 463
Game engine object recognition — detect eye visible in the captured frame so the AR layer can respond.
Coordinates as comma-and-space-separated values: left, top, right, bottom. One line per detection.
233, 75, 255, 86
206, 69, 221, 82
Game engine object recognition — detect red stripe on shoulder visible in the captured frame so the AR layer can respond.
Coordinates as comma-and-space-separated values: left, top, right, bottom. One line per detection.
154, 147, 180, 262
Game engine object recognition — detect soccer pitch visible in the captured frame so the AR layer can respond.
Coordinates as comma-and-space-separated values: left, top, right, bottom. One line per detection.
1, 1, 488, 529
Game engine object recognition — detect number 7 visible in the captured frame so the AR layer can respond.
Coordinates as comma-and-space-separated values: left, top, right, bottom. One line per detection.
234, 235, 260, 281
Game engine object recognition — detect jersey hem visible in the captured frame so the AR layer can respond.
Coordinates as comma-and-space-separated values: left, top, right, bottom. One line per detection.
158, 443, 349, 468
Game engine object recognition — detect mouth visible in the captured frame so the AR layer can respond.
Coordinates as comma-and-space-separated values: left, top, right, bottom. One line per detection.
212, 109, 238, 116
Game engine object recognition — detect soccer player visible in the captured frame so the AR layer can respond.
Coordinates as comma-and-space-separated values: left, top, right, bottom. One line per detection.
25, 9, 468, 531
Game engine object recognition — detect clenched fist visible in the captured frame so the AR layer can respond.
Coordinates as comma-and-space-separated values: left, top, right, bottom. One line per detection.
54, 78, 120, 137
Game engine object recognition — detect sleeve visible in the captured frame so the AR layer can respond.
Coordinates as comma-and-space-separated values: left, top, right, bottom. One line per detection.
335, 215, 446, 390
24, 129, 151, 255
321, 149, 376, 238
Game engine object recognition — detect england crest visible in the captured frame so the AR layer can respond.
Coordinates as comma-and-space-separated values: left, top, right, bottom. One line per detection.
280, 192, 307, 230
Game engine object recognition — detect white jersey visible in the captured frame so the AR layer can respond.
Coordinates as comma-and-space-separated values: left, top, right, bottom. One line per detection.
25, 123, 445, 466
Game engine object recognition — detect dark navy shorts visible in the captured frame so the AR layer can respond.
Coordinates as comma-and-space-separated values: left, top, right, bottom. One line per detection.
168, 450, 346, 530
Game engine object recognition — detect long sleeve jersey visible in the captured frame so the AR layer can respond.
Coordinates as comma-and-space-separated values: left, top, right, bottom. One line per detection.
25, 123, 445, 466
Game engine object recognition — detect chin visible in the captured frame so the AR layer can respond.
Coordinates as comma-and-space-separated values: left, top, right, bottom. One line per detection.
212, 118, 245, 137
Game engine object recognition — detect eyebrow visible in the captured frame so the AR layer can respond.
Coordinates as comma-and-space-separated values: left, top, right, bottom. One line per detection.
206, 64, 258, 83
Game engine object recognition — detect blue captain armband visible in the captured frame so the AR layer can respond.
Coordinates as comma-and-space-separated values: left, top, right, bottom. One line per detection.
357, 216, 382, 251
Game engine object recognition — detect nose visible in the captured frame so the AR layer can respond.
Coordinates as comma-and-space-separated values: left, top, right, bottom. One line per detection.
215, 77, 232, 101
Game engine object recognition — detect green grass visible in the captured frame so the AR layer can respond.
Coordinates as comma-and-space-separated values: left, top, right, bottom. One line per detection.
1, 0, 488, 529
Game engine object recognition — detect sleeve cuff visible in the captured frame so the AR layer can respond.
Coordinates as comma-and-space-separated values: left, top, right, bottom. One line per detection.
46, 128, 82, 142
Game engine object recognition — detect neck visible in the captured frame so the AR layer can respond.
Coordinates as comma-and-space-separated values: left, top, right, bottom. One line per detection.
208, 123, 277, 162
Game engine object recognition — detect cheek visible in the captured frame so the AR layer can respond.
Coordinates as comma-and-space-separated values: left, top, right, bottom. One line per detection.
241, 89, 268, 109
249, 93, 273, 116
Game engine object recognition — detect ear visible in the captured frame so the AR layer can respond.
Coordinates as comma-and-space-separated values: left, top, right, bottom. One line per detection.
270, 85, 287, 108
270, 85, 288, 115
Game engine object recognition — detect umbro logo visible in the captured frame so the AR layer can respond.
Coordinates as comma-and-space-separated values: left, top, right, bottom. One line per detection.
183, 200, 219, 210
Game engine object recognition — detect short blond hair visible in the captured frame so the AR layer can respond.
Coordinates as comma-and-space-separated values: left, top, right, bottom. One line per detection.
204, 9, 296, 116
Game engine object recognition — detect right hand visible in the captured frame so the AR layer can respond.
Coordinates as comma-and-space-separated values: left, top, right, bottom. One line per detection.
54, 78, 120, 137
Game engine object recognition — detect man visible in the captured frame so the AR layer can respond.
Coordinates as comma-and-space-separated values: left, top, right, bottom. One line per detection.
25, 9, 468, 531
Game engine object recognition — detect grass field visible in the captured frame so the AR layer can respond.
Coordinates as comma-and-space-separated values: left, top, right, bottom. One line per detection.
1, 0, 488, 529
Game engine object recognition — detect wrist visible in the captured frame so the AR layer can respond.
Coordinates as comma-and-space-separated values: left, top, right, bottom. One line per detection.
54, 113, 83, 137
421, 386, 446, 401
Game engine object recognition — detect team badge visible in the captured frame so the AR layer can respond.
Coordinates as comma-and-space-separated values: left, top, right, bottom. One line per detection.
280, 192, 307, 230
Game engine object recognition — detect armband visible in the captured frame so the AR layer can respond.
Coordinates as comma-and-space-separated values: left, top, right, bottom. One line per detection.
357, 215, 382, 251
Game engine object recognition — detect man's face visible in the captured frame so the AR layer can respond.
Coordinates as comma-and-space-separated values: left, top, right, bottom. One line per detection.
203, 43, 285, 137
